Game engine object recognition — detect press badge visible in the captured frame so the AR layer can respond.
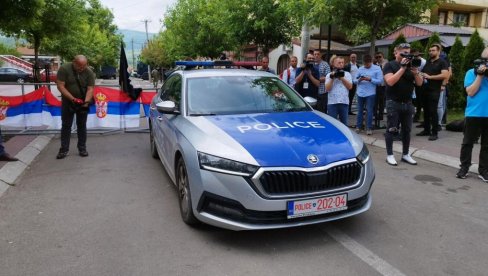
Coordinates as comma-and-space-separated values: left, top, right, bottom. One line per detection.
303, 82, 309, 89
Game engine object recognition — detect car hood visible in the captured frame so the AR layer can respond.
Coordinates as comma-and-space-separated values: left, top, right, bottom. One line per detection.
203, 112, 356, 167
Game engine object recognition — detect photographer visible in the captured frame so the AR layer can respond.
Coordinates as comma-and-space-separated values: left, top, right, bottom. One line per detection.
417, 44, 449, 141
354, 55, 383, 135
56, 55, 95, 159
295, 53, 320, 99
383, 43, 424, 166
325, 56, 353, 125
456, 47, 488, 182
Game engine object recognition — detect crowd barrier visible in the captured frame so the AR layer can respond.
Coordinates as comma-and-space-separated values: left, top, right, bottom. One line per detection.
0, 84, 157, 135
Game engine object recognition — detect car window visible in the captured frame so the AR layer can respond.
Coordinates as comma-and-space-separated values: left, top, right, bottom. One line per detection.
160, 74, 182, 111
187, 76, 309, 115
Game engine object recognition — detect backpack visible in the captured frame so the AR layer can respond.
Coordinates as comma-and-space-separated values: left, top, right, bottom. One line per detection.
279, 68, 291, 84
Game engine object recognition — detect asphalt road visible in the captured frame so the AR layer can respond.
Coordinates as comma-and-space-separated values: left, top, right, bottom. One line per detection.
0, 133, 487, 276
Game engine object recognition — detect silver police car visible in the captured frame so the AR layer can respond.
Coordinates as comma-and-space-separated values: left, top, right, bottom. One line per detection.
149, 62, 374, 230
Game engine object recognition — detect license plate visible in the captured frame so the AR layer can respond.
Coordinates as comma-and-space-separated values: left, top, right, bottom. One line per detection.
287, 194, 348, 219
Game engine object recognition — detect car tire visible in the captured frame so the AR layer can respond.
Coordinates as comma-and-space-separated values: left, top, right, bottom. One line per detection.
150, 127, 159, 159
176, 157, 199, 225
16, 78, 25, 84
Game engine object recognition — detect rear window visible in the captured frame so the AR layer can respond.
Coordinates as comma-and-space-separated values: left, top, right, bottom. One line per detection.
186, 76, 309, 116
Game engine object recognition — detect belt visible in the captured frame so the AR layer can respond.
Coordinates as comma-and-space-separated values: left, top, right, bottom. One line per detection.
391, 99, 412, 104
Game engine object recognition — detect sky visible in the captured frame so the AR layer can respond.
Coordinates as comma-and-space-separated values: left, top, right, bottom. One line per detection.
99, 0, 177, 33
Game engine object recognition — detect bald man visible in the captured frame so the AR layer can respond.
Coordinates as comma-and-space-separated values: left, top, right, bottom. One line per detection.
56, 55, 95, 159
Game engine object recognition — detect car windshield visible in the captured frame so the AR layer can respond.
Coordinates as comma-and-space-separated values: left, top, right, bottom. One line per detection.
187, 76, 310, 115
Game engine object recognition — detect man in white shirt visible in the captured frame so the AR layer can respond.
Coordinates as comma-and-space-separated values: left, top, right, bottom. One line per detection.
280, 56, 298, 88
345, 53, 359, 115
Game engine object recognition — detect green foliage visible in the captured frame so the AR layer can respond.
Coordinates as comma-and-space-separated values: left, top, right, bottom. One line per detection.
423, 32, 441, 59
0, 43, 20, 56
448, 36, 466, 109
463, 29, 486, 73
387, 34, 407, 61
0, 0, 43, 34
328, 0, 442, 55
409, 40, 424, 53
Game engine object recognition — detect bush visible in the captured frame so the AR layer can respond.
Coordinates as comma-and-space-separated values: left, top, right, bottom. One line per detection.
448, 36, 465, 109
388, 34, 407, 61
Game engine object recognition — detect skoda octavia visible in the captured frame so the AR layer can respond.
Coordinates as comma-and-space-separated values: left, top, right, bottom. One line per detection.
149, 63, 374, 230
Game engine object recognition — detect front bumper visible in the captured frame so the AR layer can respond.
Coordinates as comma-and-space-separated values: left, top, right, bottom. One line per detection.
190, 157, 375, 231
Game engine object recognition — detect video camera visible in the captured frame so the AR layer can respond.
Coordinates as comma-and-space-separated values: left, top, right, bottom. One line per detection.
331, 70, 345, 79
474, 59, 488, 77
400, 52, 422, 68
305, 61, 315, 70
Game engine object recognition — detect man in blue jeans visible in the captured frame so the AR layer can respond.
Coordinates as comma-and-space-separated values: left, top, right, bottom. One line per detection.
354, 55, 383, 135
456, 47, 488, 182
0, 128, 18, 162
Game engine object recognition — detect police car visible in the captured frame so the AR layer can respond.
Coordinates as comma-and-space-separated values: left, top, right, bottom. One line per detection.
149, 61, 374, 230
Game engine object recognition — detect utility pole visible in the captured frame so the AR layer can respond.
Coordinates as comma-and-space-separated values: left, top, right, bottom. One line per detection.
142, 19, 152, 82
131, 38, 135, 70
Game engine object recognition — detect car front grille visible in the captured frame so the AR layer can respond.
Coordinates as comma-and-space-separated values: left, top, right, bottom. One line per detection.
258, 162, 362, 195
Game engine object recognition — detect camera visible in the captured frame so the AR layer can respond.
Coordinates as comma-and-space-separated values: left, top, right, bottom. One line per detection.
474, 59, 488, 76
305, 61, 315, 70
400, 52, 422, 68
331, 70, 345, 79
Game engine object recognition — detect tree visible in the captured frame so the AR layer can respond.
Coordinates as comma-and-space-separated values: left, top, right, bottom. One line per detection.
223, 0, 299, 56
387, 34, 406, 60
0, 0, 43, 34
463, 29, 486, 73
328, 0, 443, 56
448, 35, 465, 109
410, 40, 424, 53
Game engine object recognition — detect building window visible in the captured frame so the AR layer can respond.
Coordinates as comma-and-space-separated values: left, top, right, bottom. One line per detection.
438, 11, 447, 25
453, 12, 469, 26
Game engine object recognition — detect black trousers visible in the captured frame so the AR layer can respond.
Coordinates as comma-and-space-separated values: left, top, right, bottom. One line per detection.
60, 103, 88, 152
384, 100, 414, 155
374, 86, 386, 126
348, 84, 356, 113
413, 85, 424, 120
460, 117, 488, 173
316, 93, 328, 114
423, 88, 441, 135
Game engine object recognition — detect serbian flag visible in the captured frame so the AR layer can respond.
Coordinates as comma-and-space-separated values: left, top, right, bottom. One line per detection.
42, 88, 62, 129
0, 87, 44, 127
139, 91, 157, 117
89, 87, 140, 128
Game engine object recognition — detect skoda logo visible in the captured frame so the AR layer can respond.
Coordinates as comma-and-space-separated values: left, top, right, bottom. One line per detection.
307, 154, 319, 164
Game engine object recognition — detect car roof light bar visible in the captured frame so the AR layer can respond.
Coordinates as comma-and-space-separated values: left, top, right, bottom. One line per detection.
174, 61, 261, 68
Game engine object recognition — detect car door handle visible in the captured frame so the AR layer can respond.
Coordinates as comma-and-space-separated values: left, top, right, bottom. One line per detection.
157, 116, 163, 121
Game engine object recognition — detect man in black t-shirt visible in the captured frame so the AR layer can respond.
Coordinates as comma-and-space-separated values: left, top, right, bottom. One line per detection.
295, 53, 320, 99
383, 43, 424, 166
417, 44, 450, 141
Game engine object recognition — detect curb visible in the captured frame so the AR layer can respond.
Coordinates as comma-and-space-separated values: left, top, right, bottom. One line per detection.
360, 134, 479, 173
0, 135, 53, 198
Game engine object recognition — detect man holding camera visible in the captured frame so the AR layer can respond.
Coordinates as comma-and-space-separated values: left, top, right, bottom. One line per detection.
456, 47, 488, 182
325, 56, 353, 126
295, 53, 320, 99
56, 55, 95, 159
354, 55, 383, 135
417, 44, 450, 141
383, 43, 424, 166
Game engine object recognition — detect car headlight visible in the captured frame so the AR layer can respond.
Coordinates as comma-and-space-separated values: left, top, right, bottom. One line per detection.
356, 143, 370, 164
198, 152, 259, 177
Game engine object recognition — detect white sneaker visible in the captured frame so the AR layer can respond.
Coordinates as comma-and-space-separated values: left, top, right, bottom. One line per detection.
401, 154, 417, 165
386, 155, 397, 166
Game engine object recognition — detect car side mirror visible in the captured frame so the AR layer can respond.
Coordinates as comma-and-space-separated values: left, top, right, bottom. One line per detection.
156, 101, 179, 114
303, 96, 317, 107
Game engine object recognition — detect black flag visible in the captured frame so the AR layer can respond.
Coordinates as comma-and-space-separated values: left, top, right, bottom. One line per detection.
119, 41, 142, 101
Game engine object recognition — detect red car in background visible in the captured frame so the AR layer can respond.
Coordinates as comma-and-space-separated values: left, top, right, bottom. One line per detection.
39, 70, 57, 82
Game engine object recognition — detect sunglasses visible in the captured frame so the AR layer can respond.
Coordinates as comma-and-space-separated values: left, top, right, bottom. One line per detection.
398, 43, 411, 49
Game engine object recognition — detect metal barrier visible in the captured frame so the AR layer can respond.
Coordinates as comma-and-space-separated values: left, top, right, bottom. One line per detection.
0, 82, 157, 136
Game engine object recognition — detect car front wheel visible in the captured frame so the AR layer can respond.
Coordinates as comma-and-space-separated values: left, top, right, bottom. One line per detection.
16, 78, 25, 84
176, 157, 198, 225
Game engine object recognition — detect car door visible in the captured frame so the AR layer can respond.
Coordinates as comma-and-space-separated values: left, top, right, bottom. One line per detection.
0, 68, 8, 82
153, 74, 182, 174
